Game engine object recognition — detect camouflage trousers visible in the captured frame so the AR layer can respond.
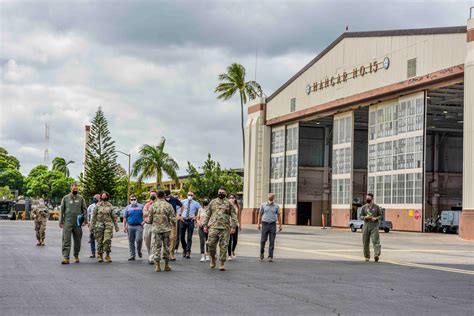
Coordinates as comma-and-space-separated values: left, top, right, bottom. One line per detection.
35, 221, 46, 241
153, 231, 171, 262
207, 228, 230, 262
95, 226, 113, 254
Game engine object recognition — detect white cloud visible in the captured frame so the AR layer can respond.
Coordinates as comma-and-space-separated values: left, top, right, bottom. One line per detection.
0, 0, 469, 182
100, 56, 184, 86
1, 59, 37, 83
1, 30, 86, 64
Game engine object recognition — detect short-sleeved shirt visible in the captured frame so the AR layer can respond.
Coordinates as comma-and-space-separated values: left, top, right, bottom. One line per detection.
260, 202, 280, 223
197, 207, 207, 225
143, 200, 154, 222
178, 199, 201, 220
87, 203, 96, 222
124, 203, 144, 225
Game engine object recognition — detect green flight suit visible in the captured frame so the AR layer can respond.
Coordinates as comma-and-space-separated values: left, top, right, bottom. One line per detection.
148, 199, 176, 261
203, 197, 238, 262
90, 201, 119, 254
60, 193, 87, 259
360, 203, 382, 259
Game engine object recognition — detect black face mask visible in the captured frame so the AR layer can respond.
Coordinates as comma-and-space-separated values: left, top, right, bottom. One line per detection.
150, 196, 156, 201
218, 193, 226, 199
202, 200, 209, 206
102, 197, 108, 201
72, 190, 78, 195
366, 199, 372, 204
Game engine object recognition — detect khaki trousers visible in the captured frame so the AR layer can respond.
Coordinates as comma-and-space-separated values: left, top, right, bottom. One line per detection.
143, 223, 154, 260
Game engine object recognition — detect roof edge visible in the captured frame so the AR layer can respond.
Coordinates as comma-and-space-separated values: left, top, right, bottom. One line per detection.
266, 26, 467, 102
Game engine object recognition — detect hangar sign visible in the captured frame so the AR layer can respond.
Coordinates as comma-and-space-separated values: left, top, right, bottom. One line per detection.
306, 57, 390, 95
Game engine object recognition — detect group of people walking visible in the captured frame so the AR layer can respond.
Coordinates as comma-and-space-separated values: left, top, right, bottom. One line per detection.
32, 183, 383, 270
52, 183, 249, 271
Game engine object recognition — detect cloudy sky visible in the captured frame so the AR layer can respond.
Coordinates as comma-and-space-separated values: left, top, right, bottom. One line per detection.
1, 0, 472, 180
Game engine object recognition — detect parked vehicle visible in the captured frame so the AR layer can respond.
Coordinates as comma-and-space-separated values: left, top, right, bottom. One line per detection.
440, 210, 461, 234
425, 215, 442, 232
0, 200, 16, 220
348, 207, 393, 233
113, 207, 126, 223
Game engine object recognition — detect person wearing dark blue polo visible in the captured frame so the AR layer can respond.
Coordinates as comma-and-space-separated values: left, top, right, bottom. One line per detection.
178, 191, 201, 258
123, 195, 144, 261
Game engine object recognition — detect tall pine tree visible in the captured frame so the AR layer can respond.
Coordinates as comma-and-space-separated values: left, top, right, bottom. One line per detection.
82, 108, 118, 199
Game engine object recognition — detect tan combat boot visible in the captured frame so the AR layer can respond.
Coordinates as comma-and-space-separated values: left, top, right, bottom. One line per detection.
37, 240, 41, 246
210, 255, 216, 269
105, 253, 112, 263
164, 260, 171, 272
74, 256, 80, 263
40, 239, 45, 246
219, 260, 226, 271
97, 253, 103, 262
154, 261, 161, 272
61, 257, 69, 264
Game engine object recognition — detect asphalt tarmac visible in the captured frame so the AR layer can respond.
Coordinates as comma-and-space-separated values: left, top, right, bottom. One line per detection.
0, 221, 472, 315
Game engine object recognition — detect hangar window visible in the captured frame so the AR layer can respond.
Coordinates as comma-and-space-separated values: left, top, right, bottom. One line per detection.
384, 175, 392, 204
285, 154, 297, 178
270, 157, 284, 179
285, 181, 297, 204
286, 127, 298, 151
368, 94, 424, 207
270, 182, 284, 205
368, 176, 375, 194
290, 98, 296, 112
407, 58, 417, 78
271, 130, 285, 154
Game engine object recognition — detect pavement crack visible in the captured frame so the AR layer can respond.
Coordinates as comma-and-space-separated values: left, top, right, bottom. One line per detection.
238, 281, 339, 314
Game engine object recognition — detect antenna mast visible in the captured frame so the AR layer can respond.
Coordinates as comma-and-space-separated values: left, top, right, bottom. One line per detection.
44, 123, 50, 166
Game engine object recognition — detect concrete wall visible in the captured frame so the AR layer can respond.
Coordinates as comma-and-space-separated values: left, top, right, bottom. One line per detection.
332, 208, 351, 227
283, 208, 297, 225
385, 208, 423, 232
243, 98, 271, 224
267, 33, 466, 120
460, 18, 474, 239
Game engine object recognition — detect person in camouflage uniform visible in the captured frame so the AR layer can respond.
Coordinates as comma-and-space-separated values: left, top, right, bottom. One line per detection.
90, 191, 119, 263
60, 183, 88, 264
31, 198, 48, 246
203, 187, 238, 271
359, 193, 382, 262
148, 190, 176, 272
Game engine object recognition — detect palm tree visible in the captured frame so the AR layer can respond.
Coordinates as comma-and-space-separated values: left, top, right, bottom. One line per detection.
51, 157, 74, 177
215, 63, 262, 163
132, 138, 179, 190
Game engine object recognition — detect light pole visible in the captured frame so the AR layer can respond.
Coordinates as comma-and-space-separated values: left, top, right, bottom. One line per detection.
116, 150, 131, 204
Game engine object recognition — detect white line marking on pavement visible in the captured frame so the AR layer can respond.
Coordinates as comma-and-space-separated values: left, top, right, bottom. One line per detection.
239, 241, 474, 275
